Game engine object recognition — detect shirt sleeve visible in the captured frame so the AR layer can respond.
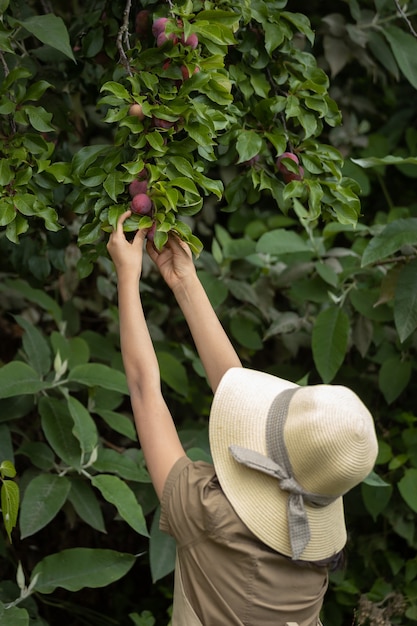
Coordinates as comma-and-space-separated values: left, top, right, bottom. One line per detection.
159, 456, 218, 546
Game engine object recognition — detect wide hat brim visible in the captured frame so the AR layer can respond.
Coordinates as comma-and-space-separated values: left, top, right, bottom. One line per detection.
209, 368, 347, 561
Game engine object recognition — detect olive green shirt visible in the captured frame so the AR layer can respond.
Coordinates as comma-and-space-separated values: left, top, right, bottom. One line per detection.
160, 456, 328, 626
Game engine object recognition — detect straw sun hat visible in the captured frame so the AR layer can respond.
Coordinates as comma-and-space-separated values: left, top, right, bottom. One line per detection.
209, 368, 378, 562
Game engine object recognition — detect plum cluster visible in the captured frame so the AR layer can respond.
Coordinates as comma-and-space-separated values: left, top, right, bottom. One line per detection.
152, 17, 198, 49
125, 16, 202, 239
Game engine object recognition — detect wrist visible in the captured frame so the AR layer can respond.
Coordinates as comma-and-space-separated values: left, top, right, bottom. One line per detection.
171, 271, 203, 303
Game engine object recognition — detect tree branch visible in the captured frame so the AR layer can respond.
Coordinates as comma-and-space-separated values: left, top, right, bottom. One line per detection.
394, 0, 417, 37
117, 0, 133, 76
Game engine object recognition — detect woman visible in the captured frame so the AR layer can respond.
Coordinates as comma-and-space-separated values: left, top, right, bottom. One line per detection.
107, 211, 378, 626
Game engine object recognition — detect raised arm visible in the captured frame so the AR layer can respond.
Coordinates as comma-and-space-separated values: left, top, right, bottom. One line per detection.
107, 211, 185, 499
146, 234, 242, 392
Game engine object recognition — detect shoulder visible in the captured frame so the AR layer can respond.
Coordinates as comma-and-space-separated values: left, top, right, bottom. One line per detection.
160, 456, 223, 539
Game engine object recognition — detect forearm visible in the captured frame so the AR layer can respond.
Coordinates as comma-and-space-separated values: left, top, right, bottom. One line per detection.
172, 273, 242, 392
117, 275, 159, 390
117, 274, 185, 498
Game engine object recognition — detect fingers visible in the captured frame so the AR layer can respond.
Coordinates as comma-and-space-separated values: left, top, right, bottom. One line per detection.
116, 210, 132, 234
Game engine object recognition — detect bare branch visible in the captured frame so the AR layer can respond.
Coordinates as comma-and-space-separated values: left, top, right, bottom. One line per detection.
394, 0, 417, 37
116, 0, 133, 76
0, 50, 9, 77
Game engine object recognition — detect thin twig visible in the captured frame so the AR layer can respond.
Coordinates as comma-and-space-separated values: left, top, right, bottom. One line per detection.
116, 0, 133, 76
0, 51, 9, 77
393, 0, 417, 37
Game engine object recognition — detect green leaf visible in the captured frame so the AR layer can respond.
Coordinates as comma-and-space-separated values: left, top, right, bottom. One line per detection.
352, 155, 417, 169
361, 219, 417, 266
18, 14, 75, 62
1, 479, 19, 541
230, 314, 263, 350
0, 460, 16, 478
93, 448, 150, 483
0, 199, 15, 226
95, 409, 137, 441
312, 307, 350, 382
17, 441, 55, 471
91, 475, 149, 536
100, 81, 131, 100
0, 159, 13, 186
25, 105, 54, 132
236, 130, 263, 164
0, 603, 29, 626
362, 482, 392, 522
39, 396, 83, 468
2, 278, 62, 324
20, 474, 71, 538
197, 271, 228, 309
0, 424, 13, 463
394, 259, 417, 343
156, 352, 188, 397
67, 396, 98, 455
383, 25, 417, 90
31, 548, 136, 593
68, 477, 106, 533
104, 171, 125, 202
72, 145, 109, 176
0, 362, 45, 399
149, 506, 176, 583
68, 363, 128, 394
398, 468, 417, 513
256, 229, 311, 255
378, 357, 412, 404
14, 316, 51, 377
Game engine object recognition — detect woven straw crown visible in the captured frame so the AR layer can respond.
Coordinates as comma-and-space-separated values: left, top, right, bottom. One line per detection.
209, 368, 378, 561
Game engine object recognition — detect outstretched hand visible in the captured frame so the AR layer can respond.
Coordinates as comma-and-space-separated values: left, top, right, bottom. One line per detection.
146, 232, 196, 290
107, 210, 147, 279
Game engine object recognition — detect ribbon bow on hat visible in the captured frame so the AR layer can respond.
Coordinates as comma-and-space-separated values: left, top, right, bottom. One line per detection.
228, 388, 338, 560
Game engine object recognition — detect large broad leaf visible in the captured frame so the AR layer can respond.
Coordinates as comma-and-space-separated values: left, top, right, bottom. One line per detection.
31, 548, 136, 594
361, 482, 393, 522
67, 477, 106, 533
361, 218, 417, 266
1, 279, 62, 324
91, 474, 149, 537
256, 229, 311, 255
382, 25, 417, 90
394, 259, 417, 343
14, 315, 51, 377
352, 155, 417, 169
39, 397, 83, 469
156, 352, 188, 397
312, 306, 350, 383
149, 506, 176, 583
68, 363, 128, 394
67, 396, 98, 455
0, 603, 29, 626
17, 14, 75, 62
0, 362, 46, 399
378, 357, 412, 404
20, 474, 71, 538
398, 468, 417, 513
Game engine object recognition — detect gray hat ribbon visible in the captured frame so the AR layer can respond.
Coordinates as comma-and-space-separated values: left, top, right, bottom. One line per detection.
229, 387, 337, 560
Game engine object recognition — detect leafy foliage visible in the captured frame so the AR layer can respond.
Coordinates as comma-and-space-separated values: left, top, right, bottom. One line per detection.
0, 0, 417, 624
